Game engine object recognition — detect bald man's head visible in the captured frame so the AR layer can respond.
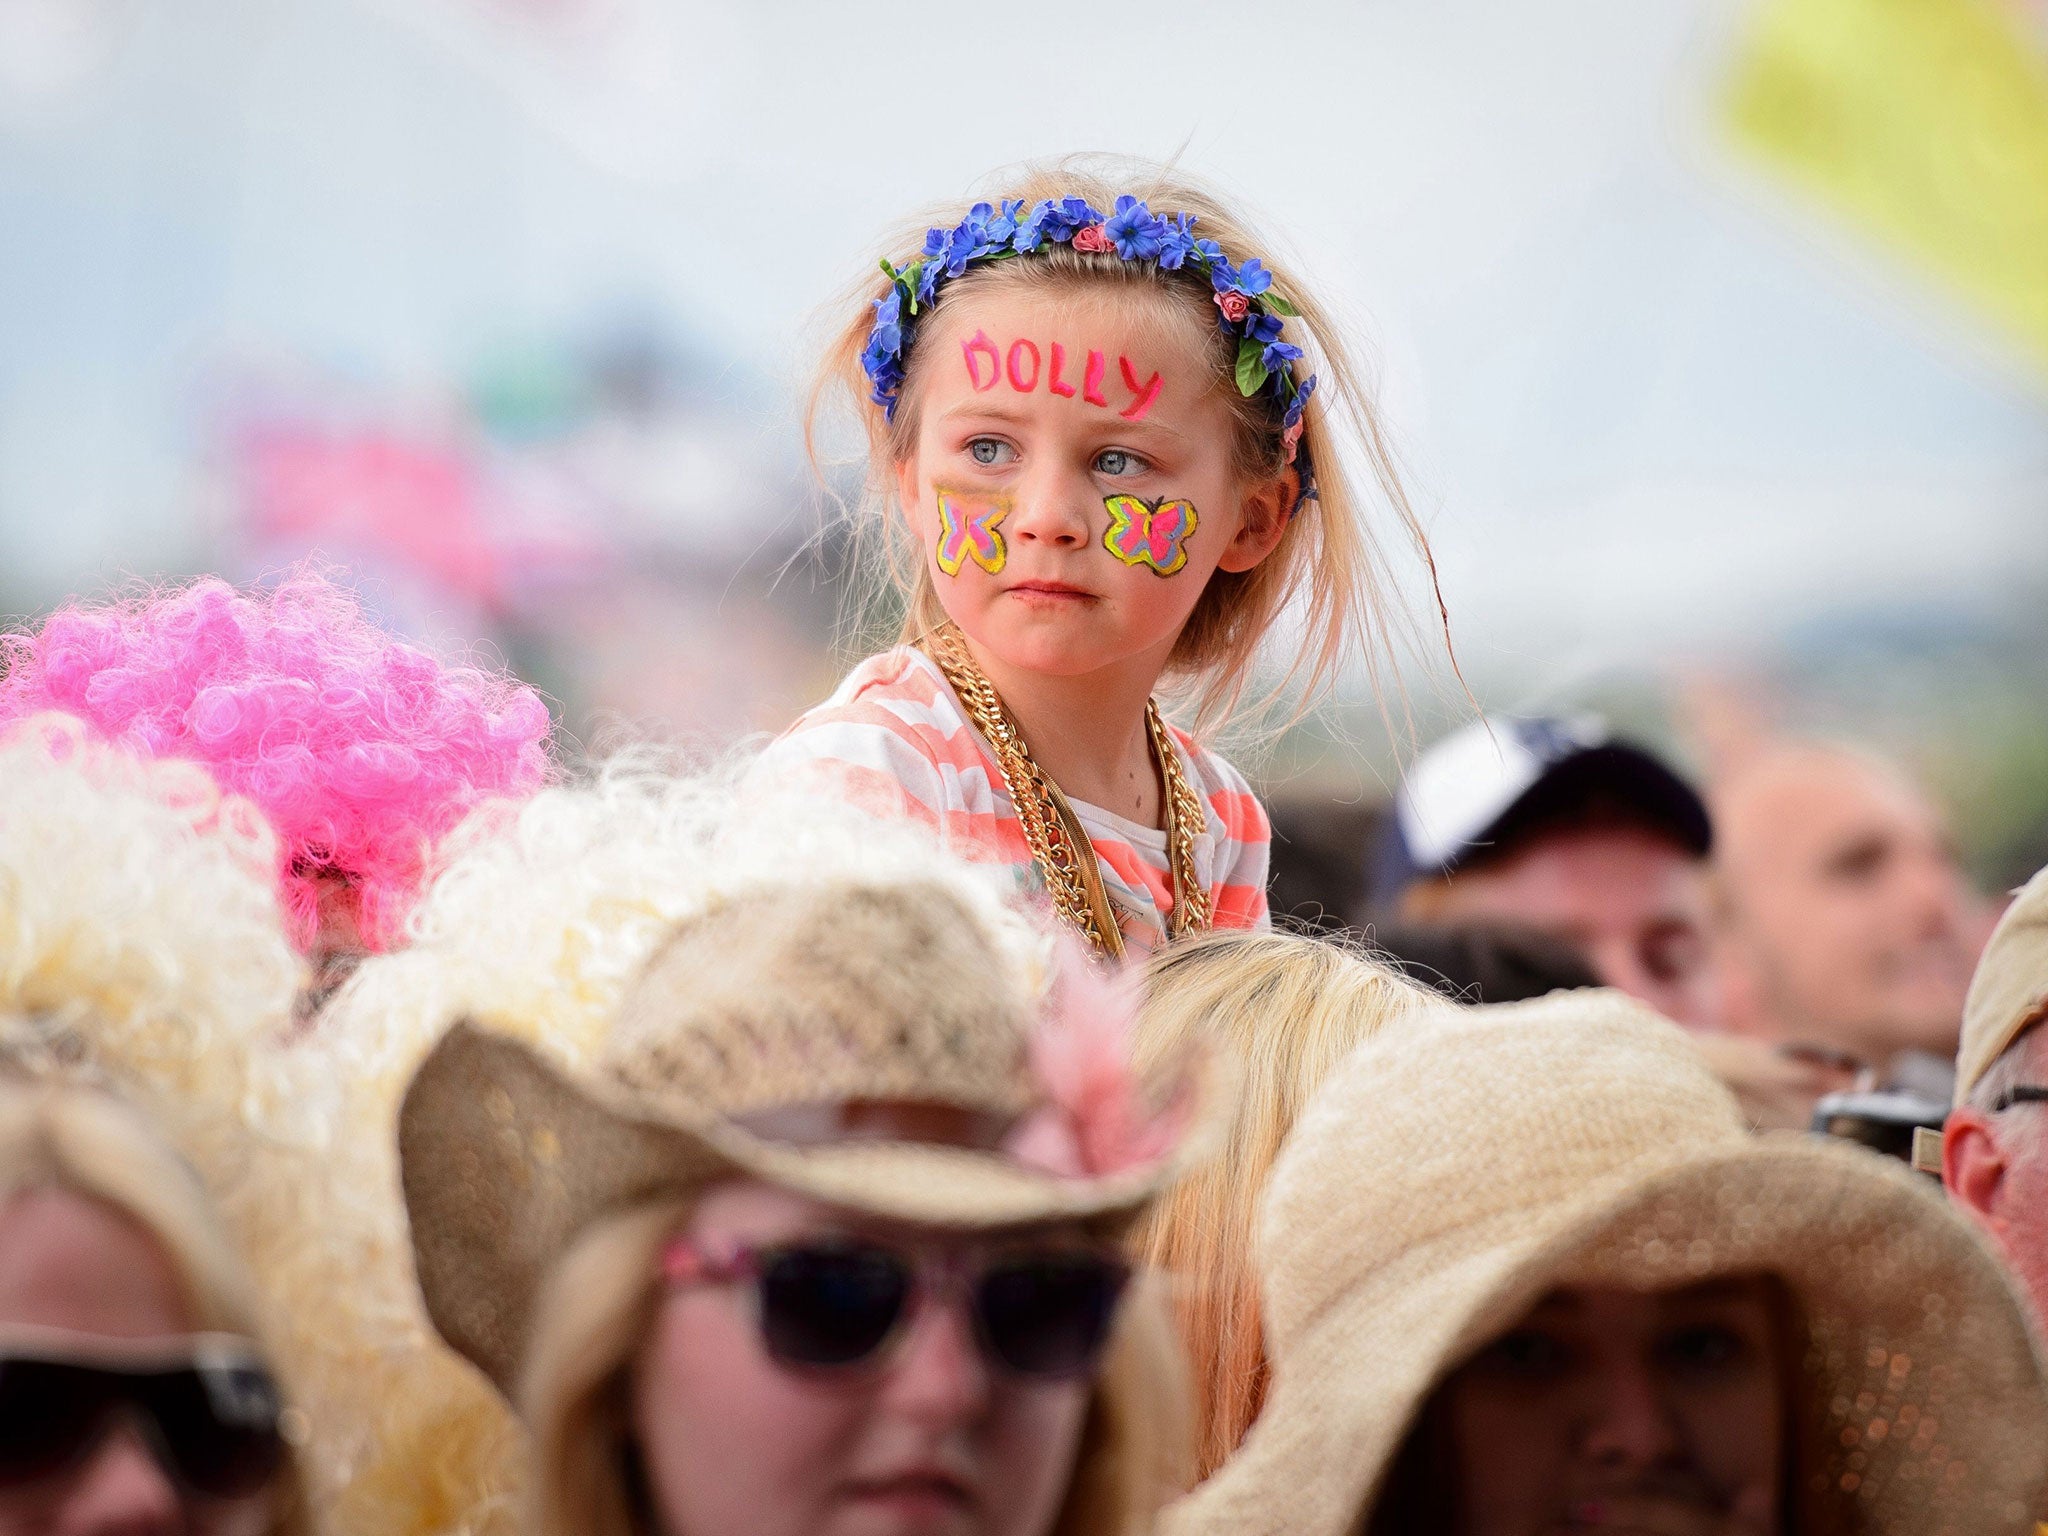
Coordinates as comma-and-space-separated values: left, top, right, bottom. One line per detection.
1712, 742, 1980, 1067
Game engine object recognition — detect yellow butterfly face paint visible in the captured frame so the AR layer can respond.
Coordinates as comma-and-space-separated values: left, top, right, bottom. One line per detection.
934, 488, 1011, 576
1102, 495, 1197, 576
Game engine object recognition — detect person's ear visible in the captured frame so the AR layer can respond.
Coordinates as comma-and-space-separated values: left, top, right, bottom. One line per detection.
1216, 467, 1298, 575
894, 453, 923, 530
1943, 1108, 2010, 1231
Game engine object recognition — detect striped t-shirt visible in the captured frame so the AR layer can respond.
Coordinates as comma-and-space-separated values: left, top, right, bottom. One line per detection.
750, 646, 1271, 953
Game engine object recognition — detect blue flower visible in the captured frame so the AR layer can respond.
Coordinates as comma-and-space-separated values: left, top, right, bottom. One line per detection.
1156, 212, 1199, 270
1103, 195, 1167, 261
1037, 197, 1100, 244
1246, 312, 1285, 346
1208, 255, 1239, 293
922, 226, 951, 264
1283, 373, 1318, 429
983, 198, 1023, 246
1262, 339, 1304, 374
861, 332, 905, 414
869, 289, 903, 356
1193, 237, 1226, 267
1011, 200, 1054, 252
915, 260, 941, 305
1230, 258, 1274, 297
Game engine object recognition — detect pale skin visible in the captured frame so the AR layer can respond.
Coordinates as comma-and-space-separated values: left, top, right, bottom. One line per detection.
1944, 1027, 2048, 1331
0, 1189, 275, 1536
630, 1180, 1094, 1536
1433, 1280, 1785, 1536
1401, 825, 1855, 1127
1712, 744, 1981, 1070
895, 286, 1294, 826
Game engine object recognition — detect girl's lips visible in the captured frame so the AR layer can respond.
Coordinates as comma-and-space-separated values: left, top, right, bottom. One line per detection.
1006, 580, 1096, 600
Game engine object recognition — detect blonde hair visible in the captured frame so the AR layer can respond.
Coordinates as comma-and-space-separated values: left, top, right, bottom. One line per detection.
1128, 930, 1433, 1478
312, 761, 1068, 1534
522, 1198, 1194, 1536
807, 154, 1451, 733
0, 1075, 314, 1536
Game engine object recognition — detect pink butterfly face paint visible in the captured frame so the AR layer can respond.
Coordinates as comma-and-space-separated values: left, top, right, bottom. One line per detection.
1102, 495, 1198, 576
934, 487, 1011, 576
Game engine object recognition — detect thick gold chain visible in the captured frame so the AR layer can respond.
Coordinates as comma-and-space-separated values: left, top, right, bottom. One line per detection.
922, 627, 1211, 958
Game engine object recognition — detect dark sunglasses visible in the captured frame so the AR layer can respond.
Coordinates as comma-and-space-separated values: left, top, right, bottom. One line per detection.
663, 1237, 1131, 1379
0, 1335, 286, 1499
1994, 1085, 2048, 1112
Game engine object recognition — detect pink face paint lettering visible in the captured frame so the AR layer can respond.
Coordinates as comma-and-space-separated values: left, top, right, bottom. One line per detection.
1006, 339, 1041, 392
1082, 349, 1109, 407
1048, 342, 1078, 398
934, 488, 1011, 576
961, 329, 1001, 392
1118, 356, 1163, 421
1102, 494, 1198, 576
971, 335, 1165, 416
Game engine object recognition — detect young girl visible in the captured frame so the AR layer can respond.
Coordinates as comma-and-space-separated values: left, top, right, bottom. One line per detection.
757, 159, 1439, 958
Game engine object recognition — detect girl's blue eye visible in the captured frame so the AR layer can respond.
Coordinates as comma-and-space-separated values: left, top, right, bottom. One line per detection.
968, 438, 1014, 466
1094, 448, 1147, 476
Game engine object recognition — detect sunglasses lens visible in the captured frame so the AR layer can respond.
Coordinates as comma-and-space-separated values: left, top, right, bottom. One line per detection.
977, 1253, 1129, 1377
144, 1364, 285, 1499
0, 1360, 106, 1485
757, 1244, 912, 1369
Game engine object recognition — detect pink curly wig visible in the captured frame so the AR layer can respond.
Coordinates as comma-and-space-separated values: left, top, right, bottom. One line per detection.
0, 569, 553, 953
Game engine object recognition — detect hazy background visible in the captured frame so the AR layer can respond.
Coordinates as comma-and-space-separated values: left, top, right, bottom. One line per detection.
3, 0, 2044, 888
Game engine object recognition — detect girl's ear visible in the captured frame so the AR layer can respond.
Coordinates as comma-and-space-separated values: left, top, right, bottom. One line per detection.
1216, 466, 1298, 574
893, 451, 923, 530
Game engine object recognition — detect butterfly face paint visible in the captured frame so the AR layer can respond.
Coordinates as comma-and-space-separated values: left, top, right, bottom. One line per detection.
1103, 495, 1198, 576
934, 488, 1011, 576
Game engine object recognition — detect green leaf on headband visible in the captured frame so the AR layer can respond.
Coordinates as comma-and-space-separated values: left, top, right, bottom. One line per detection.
1262, 291, 1300, 318
1235, 337, 1270, 396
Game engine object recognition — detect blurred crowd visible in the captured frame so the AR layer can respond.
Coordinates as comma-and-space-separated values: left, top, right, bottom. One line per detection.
2, 149, 2046, 1536
2, 565, 2044, 1536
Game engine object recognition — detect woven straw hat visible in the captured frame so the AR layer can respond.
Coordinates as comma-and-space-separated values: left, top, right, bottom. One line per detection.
1954, 864, 2048, 1104
1166, 990, 2048, 1536
400, 875, 1225, 1396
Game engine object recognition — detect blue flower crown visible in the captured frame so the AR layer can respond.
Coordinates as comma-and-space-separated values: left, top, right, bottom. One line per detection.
861, 196, 1319, 506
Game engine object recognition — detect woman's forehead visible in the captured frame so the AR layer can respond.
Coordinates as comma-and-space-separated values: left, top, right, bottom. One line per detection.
687, 1179, 1086, 1248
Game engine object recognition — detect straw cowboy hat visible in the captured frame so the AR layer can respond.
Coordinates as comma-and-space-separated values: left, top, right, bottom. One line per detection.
1167, 989, 2048, 1536
1954, 863, 2048, 1105
399, 875, 1227, 1396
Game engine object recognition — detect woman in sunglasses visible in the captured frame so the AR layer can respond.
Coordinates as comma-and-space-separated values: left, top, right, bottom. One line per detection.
0, 1076, 304, 1536
398, 855, 1219, 1536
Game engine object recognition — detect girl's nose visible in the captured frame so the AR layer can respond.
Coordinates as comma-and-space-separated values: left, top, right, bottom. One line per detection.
1003, 469, 1093, 550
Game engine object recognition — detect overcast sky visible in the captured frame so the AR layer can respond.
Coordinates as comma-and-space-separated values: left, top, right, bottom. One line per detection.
2, 0, 2043, 684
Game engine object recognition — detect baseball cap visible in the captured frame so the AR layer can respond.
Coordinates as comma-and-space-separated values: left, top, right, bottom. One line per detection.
1371, 715, 1712, 898
1952, 863, 2048, 1106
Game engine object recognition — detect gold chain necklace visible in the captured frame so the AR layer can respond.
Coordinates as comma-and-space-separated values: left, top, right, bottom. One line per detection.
922, 626, 1212, 959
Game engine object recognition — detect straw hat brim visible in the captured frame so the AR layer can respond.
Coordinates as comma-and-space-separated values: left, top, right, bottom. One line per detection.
1168, 1134, 2048, 1536
401, 1019, 1225, 1395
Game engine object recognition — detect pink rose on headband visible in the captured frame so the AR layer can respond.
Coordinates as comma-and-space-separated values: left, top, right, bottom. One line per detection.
1283, 417, 1305, 465
1071, 224, 1114, 255
1215, 290, 1251, 324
